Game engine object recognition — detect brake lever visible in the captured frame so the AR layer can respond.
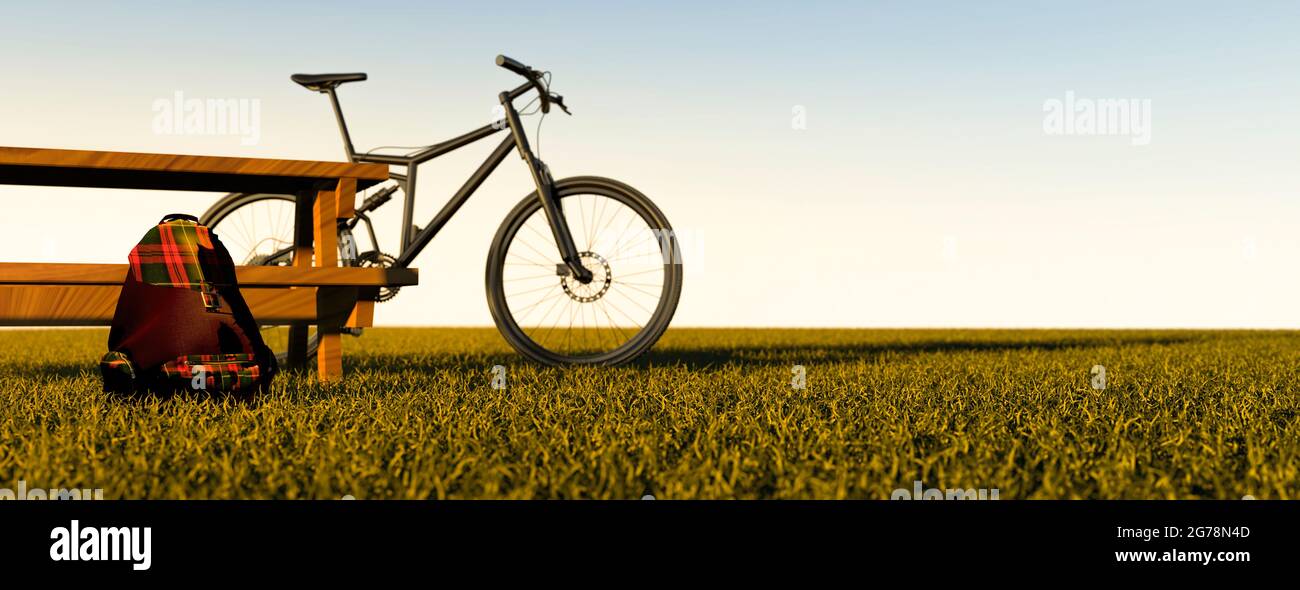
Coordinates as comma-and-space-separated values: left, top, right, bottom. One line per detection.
551, 93, 572, 115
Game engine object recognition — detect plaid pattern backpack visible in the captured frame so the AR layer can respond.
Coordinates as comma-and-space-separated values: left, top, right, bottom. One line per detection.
100, 213, 276, 395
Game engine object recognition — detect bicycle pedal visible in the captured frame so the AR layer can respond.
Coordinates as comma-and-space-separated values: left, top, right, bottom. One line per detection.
342, 327, 363, 337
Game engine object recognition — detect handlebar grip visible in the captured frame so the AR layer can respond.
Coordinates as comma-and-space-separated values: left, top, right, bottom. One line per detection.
495, 54, 531, 77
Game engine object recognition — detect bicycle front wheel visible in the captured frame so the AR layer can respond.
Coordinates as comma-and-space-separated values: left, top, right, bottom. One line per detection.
485, 176, 683, 366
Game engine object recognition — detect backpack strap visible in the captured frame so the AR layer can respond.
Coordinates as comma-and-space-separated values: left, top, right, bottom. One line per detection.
159, 213, 200, 223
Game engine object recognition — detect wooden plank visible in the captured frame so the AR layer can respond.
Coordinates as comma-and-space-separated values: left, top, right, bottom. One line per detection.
244, 288, 321, 323
314, 187, 340, 269
0, 146, 387, 180
335, 177, 357, 219
313, 179, 351, 381
317, 338, 342, 380
0, 148, 387, 193
0, 285, 119, 324
0, 263, 125, 284
346, 300, 374, 328
0, 263, 417, 287
0, 285, 319, 325
242, 266, 416, 287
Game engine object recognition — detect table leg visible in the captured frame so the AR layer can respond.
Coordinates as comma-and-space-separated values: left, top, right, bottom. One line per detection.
286, 188, 314, 369
314, 178, 357, 381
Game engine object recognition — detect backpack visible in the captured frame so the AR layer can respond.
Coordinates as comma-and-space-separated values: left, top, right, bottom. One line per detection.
100, 213, 276, 396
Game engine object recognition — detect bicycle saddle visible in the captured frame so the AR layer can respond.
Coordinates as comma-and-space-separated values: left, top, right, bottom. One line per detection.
290, 73, 367, 92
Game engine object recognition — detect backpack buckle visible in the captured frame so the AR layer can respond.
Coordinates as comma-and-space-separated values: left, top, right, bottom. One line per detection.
199, 283, 222, 311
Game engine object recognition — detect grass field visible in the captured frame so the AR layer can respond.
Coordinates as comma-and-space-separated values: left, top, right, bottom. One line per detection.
1, 327, 1297, 499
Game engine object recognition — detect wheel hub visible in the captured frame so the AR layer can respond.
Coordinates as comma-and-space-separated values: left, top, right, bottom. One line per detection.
561, 251, 612, 303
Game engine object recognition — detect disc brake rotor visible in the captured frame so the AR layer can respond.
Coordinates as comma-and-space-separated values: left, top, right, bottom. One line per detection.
561, 251, 613, 303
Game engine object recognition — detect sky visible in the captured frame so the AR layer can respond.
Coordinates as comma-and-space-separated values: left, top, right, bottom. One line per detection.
2, 1, 1300, 327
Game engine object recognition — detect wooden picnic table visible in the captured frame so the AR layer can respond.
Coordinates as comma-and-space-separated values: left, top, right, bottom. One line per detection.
0, 146, 417, 380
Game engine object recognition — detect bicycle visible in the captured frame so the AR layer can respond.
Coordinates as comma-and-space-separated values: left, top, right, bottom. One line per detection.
200, 55, 682, 366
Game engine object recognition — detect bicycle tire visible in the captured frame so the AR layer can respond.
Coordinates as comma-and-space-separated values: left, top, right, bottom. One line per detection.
485, 176, 682, 366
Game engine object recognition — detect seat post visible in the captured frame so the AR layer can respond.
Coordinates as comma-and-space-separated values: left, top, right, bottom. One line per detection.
325, 88, 357, 162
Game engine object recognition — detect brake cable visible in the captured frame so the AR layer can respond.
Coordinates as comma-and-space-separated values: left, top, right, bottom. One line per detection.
535, 72, 552, 158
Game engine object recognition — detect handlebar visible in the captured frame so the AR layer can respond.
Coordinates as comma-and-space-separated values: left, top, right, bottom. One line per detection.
495, 54, 533, 77
495, 54, 570, 115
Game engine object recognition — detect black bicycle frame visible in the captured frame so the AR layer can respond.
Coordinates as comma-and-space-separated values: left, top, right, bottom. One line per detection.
324, 81, 593, 282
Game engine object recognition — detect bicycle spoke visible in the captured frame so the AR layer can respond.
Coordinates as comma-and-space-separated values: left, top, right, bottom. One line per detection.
503, 273, 559, 282
609, 231, 658, 261
590, 191, 608, 250
613, 280, 665, 288
594, 299, 630, 347
515, 235, 561, 268
608, 286, 656, 317
613, 281, 662, 299
539, 296, 572, 350
522, 221, 557, 253
515, 284, 564, 318
596, 299, 634, 340
590, 204, 627, 253
601, 296, 646, 331
526, 289, 569, 342
613, 267, 665, 279
212, 197, 299, 267
506, 281, 563, 298
506, 252, 555, 268
523, 298, 561, 334
564, 299, 577, 353
576, 195, 590, 252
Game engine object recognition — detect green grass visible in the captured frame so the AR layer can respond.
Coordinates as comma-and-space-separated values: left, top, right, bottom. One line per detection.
1, 328, 1297, 499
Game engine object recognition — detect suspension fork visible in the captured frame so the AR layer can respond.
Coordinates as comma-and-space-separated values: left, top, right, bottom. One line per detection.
499, 92, 594, 283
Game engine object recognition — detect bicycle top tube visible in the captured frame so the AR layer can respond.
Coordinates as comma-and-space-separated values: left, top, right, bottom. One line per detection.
349, 80, 533, 167
356, 121, 508, 167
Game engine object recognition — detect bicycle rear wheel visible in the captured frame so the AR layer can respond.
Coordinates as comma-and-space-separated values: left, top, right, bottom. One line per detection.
200, 192, 333, 363
485, 176, 682, 366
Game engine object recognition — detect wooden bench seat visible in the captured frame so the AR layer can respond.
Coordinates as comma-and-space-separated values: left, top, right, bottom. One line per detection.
0, 262, 418, 325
